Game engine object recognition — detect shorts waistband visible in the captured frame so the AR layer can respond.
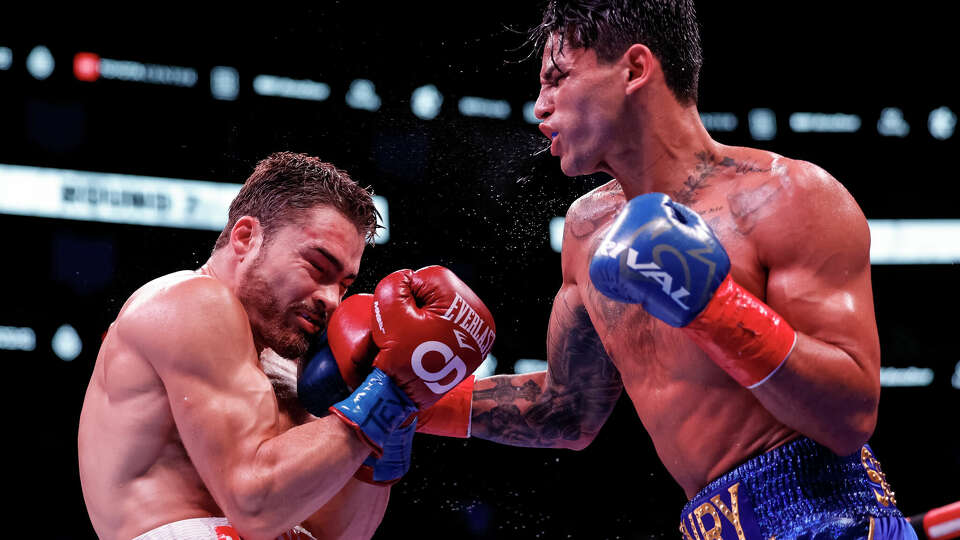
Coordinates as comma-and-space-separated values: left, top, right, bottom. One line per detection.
679, 437, 903, 540
132, 517, 232, 540
132, 517, 317, 540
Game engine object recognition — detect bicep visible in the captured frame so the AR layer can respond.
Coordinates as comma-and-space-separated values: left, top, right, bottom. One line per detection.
545, 284, 622, 393
536, 284, 623, 442
760, 178, 880, 370
132, 287, 282, 504
470, 284, 622, 448
163, 359, 281, 487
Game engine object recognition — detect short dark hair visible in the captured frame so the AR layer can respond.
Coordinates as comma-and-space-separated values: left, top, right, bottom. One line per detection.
529, 0, 702, 105
214, 152, 380, 250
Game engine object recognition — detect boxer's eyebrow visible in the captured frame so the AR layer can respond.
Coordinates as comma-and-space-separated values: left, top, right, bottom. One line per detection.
541, 65, 558, 83
313, 246, 357, 280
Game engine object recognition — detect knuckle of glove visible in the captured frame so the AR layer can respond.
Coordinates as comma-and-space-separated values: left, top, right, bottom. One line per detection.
372, 265, 496, 407
327, 293, 378, 390
590, 193, 731, 328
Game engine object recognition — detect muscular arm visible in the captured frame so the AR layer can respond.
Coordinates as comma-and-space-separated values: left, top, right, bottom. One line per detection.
128, 276, 370, 540
743, 162, 881, 455
471, 284, 623, 450
260, 350, 389, 540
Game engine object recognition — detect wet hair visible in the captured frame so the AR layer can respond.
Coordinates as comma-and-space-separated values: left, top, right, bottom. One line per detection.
529, 0, 702, 105
213, 152, 380, 251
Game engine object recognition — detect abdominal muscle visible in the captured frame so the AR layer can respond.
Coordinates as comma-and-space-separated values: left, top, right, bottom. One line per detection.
583, 283, 798, 497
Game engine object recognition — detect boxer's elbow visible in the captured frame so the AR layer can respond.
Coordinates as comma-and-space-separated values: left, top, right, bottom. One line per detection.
563, 427, 601, 451
826, 417, 876, 457
825, 393, 879, 457
224, 470, 288, 540
563, 438, 593, 451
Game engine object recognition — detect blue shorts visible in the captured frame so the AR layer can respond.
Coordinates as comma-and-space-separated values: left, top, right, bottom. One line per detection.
679, 437, 917, 540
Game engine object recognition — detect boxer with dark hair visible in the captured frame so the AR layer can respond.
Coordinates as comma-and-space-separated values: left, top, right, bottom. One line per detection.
421, 2, 917, 538
78, 152, 495, 540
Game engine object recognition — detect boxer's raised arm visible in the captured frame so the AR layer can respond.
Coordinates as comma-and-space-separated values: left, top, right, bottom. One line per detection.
123, 275, 369, 540
746, 162, 881, 455
471, 283, 622, 449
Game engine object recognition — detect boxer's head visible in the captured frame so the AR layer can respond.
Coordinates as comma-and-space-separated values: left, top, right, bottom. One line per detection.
530, 0, 701, 106
529, 1, 702, 177
217, 152, 379, 358
216, 152, 379, 250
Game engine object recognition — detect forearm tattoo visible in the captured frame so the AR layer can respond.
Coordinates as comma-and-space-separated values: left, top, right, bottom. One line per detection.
472, 295, 622, 447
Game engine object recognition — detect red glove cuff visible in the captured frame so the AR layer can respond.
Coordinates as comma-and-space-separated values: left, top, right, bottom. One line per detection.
684, 275, 797, 388
415, 375, 475, 438
353, 465, 400, 486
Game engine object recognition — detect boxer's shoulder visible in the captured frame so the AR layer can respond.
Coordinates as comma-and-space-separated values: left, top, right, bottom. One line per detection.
726, 152, 869, 265
564, 180, 626, 244
116, 271, 251, 370
122, 271, 241, 325
724, 150, 853, 215
559, 181, 625, 282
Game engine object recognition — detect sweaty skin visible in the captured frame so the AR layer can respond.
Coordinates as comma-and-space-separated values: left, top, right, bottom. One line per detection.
78, 206, 389, 540
471, 37, 880, 498
262, 352, 390, 539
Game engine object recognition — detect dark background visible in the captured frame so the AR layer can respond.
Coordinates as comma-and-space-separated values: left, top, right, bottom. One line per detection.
1, 3, 957, 538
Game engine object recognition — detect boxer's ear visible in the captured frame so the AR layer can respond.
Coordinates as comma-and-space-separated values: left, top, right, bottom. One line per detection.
230, 216, 262, 259
623, 43, 654, 96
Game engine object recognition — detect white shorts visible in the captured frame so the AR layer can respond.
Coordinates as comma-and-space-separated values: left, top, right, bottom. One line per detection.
132, 516, 317, 540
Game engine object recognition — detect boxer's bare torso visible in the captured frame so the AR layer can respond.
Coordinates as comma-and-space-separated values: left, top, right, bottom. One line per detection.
79, 270, 385, 540
564, 148, 799, 494
472, 143, 879, 498
79, 271, 221, 540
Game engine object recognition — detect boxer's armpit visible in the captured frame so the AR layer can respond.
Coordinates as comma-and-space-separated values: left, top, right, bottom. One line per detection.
471, 290, 622, 449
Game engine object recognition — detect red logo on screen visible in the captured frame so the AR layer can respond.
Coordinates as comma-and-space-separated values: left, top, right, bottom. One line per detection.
74, 52, 100, 82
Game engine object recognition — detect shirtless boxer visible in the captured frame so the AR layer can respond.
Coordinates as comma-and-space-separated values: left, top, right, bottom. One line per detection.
78, 152, 494, 540
419, 2, 917, 538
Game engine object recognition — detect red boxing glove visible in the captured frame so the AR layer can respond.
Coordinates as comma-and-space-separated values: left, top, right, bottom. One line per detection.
326, 294, 378, 391
371, 266, 496, 410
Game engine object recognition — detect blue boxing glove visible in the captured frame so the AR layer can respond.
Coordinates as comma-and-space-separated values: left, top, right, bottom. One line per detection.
590, 193, 796, 388
589, 192, 730, 327
297, 333, 350, 417
299, 293, 417, 483
297, 294, 378, 417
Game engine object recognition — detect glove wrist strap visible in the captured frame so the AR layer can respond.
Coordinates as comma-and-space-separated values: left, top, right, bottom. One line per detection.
354, 419, 417, 486
416, 375, 475, 438
684, 275, 797, 388
330, 368, 417, 457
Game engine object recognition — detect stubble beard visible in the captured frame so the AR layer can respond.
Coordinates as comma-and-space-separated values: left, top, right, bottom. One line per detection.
237, 248, 311, 360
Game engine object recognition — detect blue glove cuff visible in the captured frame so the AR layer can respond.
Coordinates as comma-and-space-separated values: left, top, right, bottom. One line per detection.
332, 368, 417, 452
364, 417, 417, 483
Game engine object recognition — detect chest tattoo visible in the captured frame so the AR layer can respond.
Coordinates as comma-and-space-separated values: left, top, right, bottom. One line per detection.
673, 152, 770, 206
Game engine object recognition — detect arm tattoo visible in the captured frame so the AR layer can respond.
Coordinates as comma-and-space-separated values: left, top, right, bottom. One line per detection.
474, 378, 542, 403
472, 293, 622, 448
